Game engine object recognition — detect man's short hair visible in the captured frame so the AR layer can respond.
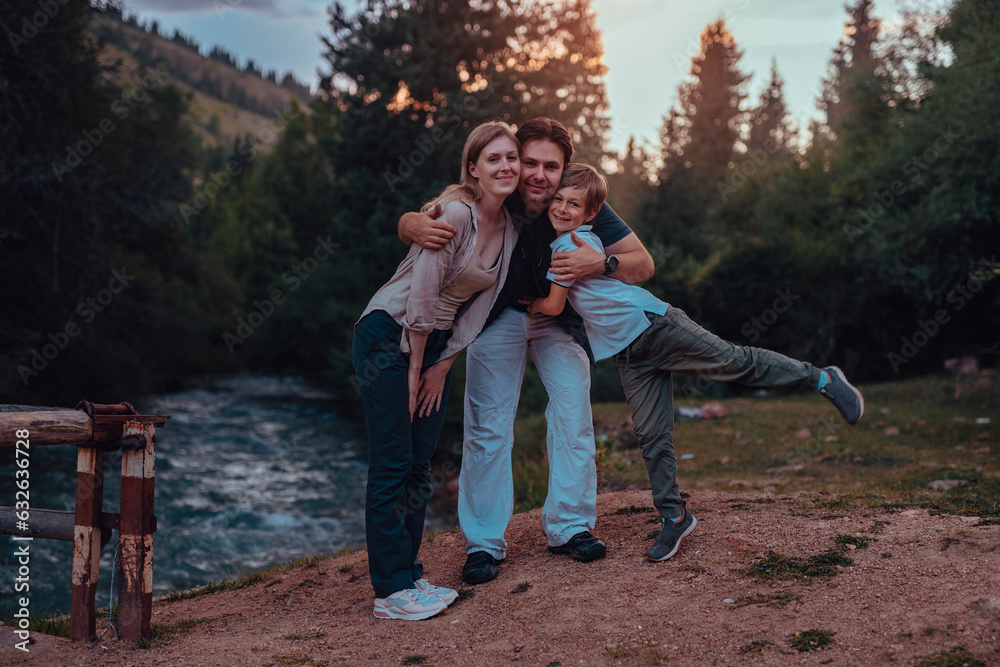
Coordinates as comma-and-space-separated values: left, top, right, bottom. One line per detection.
559, 163, 607, 215
515, 117, 573, 165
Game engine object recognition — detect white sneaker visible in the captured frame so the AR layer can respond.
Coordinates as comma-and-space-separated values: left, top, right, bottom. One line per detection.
373, 588, 447, 620
414, 578, 458, 605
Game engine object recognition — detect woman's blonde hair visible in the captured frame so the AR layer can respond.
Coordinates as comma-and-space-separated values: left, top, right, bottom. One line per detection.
422, 121, 519, 212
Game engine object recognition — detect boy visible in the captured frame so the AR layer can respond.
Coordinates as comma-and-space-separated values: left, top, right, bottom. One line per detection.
529, 164, 864, 562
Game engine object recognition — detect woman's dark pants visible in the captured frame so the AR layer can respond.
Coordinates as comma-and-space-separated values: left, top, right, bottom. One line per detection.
352, 310, 452, 598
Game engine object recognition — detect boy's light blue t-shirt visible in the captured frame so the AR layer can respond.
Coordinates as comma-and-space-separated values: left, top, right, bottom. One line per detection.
546, 226, 668, 361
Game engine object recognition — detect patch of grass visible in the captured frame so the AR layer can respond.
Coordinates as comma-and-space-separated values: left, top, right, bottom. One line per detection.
135, 617, 203, 649
740, 552, 848, 583
510, 582, 532, 594
605, 645, 634, 658
546, 662, 562, 667
641, 646, 667, 664
914, 646, 986, 667
590, 373, 999, 507
457, 588, 475, 600
835, 535, 872, 549
163, 551, 345, 602
733, 590, 800, 609
646, 516, 663, 524
679, 562, 707, 574
0, 610, 71, 638
403, 655, 429, 665
274, 653, 312, 665
424, 526, 458, 543
809, 549, 853, 567
164, 573, 263, 602
869, 520, 891, 533
788, 629, 835, 652
338, 563, 354, 574
740, 639, 775, 653
616, 505, 655, 515
940, 537, 960, 551
910, 474, 1000, 519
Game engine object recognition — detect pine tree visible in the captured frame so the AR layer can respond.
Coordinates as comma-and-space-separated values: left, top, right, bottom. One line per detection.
666, 18, 750, 187
605, 136, 652, 228
318, 0, 611, 276
640, 17, 750, 261
818, 0, 892, 147
0, 0, 208, 402
747, 60, 795, 157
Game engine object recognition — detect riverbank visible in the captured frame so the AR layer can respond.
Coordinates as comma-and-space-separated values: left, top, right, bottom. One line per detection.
4, 487, 999, 665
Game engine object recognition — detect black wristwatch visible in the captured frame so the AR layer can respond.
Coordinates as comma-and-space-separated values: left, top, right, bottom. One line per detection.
604, 254, 620, 275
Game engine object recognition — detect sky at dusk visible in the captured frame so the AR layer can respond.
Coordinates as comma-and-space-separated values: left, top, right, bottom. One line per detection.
125, 0, 911, 153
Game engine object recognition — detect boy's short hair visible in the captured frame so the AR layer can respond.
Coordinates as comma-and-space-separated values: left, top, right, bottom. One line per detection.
559, 163, 607, 215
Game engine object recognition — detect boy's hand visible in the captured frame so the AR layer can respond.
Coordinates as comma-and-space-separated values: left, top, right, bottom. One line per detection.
526, 298, 542, 318
550, 232, 604, 281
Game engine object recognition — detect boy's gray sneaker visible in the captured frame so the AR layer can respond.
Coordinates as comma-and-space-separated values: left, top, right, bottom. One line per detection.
646, 505, 697, 562
819, 366, 864, 425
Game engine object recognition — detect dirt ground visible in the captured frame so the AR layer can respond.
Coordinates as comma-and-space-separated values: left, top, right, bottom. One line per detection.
3, 489, 999, 666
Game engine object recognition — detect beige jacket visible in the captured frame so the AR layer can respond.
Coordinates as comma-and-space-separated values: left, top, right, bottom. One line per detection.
359, 199, 517, 359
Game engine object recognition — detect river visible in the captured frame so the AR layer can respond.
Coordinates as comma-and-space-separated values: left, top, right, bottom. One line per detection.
2, 374, 451, 618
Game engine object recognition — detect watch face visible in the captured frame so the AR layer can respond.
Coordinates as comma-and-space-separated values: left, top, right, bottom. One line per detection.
606, 255, 620, 272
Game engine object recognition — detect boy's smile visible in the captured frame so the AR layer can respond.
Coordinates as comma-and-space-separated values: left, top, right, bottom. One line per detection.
548, 185, 595, 234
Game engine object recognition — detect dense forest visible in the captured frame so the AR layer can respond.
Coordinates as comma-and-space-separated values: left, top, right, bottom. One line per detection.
1, 0, 997, 422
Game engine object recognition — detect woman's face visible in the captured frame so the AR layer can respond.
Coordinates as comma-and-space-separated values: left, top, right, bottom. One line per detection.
468, 135, 520, 200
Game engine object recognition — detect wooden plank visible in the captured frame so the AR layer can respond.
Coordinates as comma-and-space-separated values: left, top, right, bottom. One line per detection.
117, 421, 156, 641
0, 410, 92, 447
70, 447, 104, 641
0, 508, 118, 541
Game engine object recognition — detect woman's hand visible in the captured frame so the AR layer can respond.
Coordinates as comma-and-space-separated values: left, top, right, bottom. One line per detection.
416, 360, 450, 419
407, 362, 422, 420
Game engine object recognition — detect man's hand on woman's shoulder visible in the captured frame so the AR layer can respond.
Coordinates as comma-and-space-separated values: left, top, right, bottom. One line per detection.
398, 203, 457, 250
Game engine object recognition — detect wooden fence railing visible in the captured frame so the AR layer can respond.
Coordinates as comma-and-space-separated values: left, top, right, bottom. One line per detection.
0, 402, 169, 641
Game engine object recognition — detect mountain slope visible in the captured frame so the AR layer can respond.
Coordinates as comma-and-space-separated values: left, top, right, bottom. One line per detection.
92, 14, 314, 148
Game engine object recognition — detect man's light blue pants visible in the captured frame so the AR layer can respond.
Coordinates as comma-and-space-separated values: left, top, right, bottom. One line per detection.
458, 308, 597, 559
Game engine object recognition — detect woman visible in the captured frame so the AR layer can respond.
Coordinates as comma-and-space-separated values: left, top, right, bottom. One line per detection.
352, 121, 520, 620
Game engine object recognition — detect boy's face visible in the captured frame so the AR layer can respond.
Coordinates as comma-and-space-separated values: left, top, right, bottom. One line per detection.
548, 185, 595, 234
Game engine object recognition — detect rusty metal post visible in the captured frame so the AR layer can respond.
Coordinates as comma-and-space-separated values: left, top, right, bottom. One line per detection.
70, 445, 105, 641
117, 421, 156, 640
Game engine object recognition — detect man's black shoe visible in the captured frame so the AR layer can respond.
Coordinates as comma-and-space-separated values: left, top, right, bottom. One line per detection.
462, 550, 501, 585
548, 531, 607, 562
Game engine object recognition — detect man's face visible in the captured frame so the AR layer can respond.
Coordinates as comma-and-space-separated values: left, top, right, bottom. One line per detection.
518, 139, 565, 214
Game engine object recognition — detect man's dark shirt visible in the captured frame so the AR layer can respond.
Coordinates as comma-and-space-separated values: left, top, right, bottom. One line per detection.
481, 191, 633, 362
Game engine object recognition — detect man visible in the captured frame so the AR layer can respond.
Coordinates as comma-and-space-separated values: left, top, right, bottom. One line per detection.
398, 118, 654, 584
